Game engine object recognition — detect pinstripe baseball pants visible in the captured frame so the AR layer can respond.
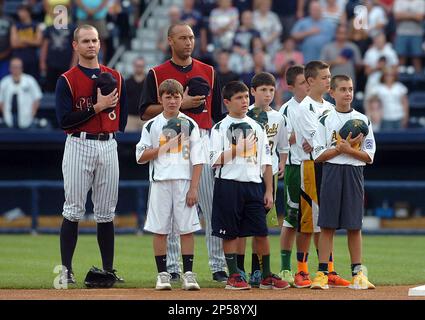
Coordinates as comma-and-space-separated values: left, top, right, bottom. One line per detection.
166, 130, 226, 274
62, 134, 119, 223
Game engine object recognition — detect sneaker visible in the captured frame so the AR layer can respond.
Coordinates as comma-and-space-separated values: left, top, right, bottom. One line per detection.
182, 271, 200, 291
260, 274, 290, 290
278, 270, 295, 287
59, 269, 76, 285
294, 271, 312, 288
311, 271, 329, 290
225, 273, 250, 290
170, 272, 180, 282
239, 269, 247, 283
108, 269, 125, 283
155, 272, 172, 290
328, 271, 350, 288
212, 271, 228, 283
349, 271, 375, 290
249, 270, 262, 288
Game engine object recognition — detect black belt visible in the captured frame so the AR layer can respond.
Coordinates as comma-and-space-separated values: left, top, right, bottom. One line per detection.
71, 132, 115, 141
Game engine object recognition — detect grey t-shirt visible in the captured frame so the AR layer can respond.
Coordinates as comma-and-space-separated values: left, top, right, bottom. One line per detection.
320, 41, 362, 85
394, 0, 425, 36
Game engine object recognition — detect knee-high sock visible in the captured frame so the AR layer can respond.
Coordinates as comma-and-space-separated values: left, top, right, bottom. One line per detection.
60, 218, 79, 272
97, 221, 115, 271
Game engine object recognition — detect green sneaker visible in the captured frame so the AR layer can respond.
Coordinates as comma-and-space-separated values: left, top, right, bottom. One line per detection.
278, 270, 294, 287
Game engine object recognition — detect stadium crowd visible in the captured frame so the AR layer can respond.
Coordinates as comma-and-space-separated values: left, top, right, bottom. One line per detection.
0, 0, 424, 131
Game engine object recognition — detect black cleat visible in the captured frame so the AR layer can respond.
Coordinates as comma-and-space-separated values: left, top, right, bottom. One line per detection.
108, 269, 125, 283
212, 271, 229, 283
59, 270, 76, 285
170, 272, 181, 282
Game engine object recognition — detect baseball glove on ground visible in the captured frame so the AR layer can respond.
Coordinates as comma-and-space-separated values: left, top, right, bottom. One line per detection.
84, 266, 117, 288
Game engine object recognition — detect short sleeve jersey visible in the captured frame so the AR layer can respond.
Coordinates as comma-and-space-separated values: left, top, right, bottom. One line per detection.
294, 96, 334, 161
210, 115, 272, 183
312, 108, 376, 165
135, 112, 206, 181
280, 97, 305, 165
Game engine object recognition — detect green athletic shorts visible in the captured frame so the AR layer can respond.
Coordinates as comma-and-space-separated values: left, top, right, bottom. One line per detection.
283, 165, 300, 228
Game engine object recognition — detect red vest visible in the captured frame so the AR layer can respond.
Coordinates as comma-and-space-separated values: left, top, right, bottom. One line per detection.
62, 65, 122, 134
152, 59, 214, 129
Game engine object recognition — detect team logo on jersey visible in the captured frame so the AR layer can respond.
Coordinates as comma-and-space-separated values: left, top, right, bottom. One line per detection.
75, 96, 94, 110
331, 130, 361, 150
364, 139, 374, 150
265, 123, 278, 138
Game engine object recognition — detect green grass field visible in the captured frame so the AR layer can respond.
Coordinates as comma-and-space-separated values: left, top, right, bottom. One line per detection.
0, 234, 424, 289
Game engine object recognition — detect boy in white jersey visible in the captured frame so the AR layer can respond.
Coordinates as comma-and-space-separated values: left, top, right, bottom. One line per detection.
135, 79, 204, 291
235, 72, 289, 287
293, 61, 350, 287
278, 65, 319, 288
311, 75, 376, 290
210, 81, 289, 290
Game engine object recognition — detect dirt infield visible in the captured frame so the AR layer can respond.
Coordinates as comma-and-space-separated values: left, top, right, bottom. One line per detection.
0, 286, 424, 300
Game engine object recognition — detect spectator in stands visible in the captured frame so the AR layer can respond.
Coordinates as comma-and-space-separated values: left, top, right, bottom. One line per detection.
253, 0, 283, 57
347, 10, 370, 56
364, 94, 383, 132
195, 0, 217, 18
0, 57, 42, 129
240, 50, 269, 92
368, 67, 409, 130
216, 50, 239, 89
228, 10, 260, 74
320, 0, 347, 26
271, 0, 305, 41
0, 5, 13, 80
75, 0, 110, 63
320, 23, 362, 88
157, 5, 181, 61
363, 32, 398, 95
393, 0, 425, 74
10, 4, 43, 81
43, 0, 71, 27
291, 0, 336, 63
233, 0, 253, 12
274, 37, 304, 77
125, 57, 145, 132
181, 0, 207, 58
364, 0, 388, 38
274, 37, 304, 106
209, 0, 239, 51
107, 0, 132, 50
39, 20, 76, 92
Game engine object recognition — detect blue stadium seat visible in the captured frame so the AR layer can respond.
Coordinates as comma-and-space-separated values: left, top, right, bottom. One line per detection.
39, 93, 56, 110
409, 91, 425, 110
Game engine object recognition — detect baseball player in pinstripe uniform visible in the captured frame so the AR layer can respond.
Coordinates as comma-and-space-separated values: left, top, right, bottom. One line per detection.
139, 23, 228, 282
55, 25, 127, 285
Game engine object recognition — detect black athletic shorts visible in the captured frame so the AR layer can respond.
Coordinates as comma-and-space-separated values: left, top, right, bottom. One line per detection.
211, 178, 268, 240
